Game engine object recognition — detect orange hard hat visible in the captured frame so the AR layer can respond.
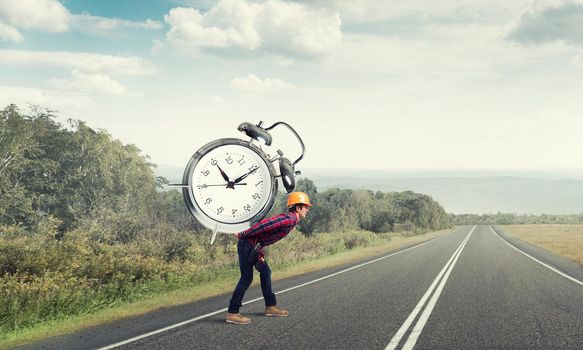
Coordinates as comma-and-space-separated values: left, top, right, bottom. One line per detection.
287, 191, 312, 207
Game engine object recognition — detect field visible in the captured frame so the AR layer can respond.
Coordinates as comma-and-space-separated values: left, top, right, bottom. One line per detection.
501, 224, 583, 266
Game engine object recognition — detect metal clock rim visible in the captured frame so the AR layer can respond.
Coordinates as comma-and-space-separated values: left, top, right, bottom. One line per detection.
182, 138, 278, 234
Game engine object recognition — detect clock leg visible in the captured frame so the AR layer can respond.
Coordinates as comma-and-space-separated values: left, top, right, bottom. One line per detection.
210, 225, 219, 245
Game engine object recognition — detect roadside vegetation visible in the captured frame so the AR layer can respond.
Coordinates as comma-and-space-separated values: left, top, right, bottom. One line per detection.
452, 213, 583, 225
0, 105, 452, 338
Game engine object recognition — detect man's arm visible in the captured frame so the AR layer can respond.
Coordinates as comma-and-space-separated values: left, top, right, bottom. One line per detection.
237, 215, 293, 240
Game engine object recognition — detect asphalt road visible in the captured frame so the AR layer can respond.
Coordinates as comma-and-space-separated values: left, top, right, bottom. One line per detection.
21, 225, 583, 350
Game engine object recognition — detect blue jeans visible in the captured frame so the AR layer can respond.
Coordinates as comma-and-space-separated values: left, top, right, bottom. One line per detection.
228, 239, 276, 313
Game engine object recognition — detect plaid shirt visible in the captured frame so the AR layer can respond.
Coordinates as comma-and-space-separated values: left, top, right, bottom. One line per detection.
238, 212, 298, 257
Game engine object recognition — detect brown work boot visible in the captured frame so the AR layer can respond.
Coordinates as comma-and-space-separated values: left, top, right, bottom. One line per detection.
265, 306, 289, 317
226, 312, 251, 324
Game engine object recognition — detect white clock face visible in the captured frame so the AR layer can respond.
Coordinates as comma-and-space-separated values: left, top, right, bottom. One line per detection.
190, 144, 273, 224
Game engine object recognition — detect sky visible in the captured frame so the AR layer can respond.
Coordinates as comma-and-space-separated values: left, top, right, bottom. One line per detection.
1, 0, 583, 173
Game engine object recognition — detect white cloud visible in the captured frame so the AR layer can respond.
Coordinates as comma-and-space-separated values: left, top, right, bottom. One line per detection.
330, 30, 503, 83
230, 74, 295, 93
162, 0, 342, 59
70, 14, 163, 35
0, 21, 23, 42
496, 113, 576, 130
0, 86, 94, 111
0, 0, 70, 32
151, 39, 167, 54
210, 96, 225, 103
165, 5, 261, 51
49, 70, 130, 96
0, 50, 157, 76
506, 0, 583, 45
292, 0, 526, 23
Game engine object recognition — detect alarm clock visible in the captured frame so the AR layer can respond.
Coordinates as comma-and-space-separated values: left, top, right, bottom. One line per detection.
175, 121, 305, 244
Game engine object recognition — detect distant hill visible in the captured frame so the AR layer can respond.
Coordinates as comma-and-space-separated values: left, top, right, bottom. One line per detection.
156, 166, 185, 185
156, 166, 583, 215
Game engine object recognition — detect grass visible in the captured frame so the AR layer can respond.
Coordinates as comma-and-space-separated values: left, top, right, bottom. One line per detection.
0, 228, 450, 350
501, 224, 583, 266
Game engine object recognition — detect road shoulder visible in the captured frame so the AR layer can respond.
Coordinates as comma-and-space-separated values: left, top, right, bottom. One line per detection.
492, 225, 583, 284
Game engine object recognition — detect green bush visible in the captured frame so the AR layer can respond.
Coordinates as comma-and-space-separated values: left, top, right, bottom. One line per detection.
268, 230, 390, 269
0, 227, 394, 334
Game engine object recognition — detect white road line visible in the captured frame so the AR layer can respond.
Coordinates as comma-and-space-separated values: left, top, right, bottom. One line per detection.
401, 226, 474, 350
96, 307, 230, 350
97, 230, 457, 350
490, 225, 583, 287
386, 225, 476, 350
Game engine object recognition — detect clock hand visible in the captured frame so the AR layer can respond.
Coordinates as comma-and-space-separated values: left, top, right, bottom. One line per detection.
232, 167, 259, 184
216, 164, 230, 182
198, 183, 247, 189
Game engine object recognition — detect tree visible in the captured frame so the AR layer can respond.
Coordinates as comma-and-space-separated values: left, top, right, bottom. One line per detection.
0, 105, 160, 237
0, 105, 45, 226
293, 178, 319, 235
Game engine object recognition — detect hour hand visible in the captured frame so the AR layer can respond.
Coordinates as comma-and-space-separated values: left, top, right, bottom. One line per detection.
216, 164, 230, 182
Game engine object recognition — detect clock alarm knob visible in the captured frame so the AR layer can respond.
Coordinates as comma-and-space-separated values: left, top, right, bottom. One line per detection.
238, 122, 272, 146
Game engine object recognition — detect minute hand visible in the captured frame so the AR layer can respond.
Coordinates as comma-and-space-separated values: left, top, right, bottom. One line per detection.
232, 167, 258, 184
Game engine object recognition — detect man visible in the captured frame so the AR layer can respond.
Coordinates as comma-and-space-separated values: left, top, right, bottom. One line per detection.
226, 191, 312, 324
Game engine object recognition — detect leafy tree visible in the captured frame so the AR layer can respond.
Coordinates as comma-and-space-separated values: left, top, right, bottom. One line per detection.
451, 212, 583, 225
293, 178, 319, 235
0, 105, 160, 237
0, 105, 47, 226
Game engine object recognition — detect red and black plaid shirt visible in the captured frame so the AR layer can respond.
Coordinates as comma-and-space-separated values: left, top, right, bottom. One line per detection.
238, 212, 298, 256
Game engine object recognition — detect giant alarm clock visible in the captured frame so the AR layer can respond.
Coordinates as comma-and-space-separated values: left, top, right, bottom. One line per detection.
176, 121, 305, 244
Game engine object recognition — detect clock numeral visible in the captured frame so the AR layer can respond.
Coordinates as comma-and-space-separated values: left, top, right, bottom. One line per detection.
201, 170, 210, 176
255, 180, 263, 187
244, 204, 251, 211
248, 166, 256, 172
238, 157, 245, 165
210, 158, 218, 166
217, 207, 224, 214
205, 198, 212, 204
225, 156, 233, 164
231, 209, 237, 216
252, 193, 260, 200
198, 184, 208, 189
